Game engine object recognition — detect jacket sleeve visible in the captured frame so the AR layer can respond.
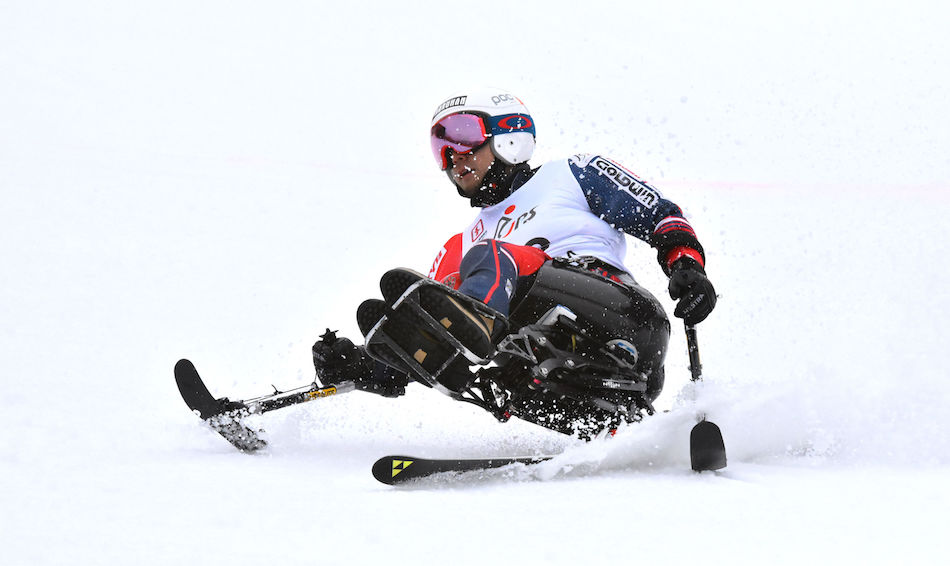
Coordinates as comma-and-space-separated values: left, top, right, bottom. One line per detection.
568, 154, 705, 274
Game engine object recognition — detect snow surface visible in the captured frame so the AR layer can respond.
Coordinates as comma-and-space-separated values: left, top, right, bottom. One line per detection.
2, 1, 949, 564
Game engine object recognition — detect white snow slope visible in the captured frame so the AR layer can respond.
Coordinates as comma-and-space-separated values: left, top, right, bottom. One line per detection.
2, 1, 949, 564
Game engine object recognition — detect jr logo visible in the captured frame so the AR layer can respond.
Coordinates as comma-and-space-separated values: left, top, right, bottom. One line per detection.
494, 205, 537, 239
471, 219, 485, 241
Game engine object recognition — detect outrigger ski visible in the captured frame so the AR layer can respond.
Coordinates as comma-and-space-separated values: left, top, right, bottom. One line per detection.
690, 419, 727, 472
683, 325, 727, 472
174, 359, 353, 452
174, 359, 266, 451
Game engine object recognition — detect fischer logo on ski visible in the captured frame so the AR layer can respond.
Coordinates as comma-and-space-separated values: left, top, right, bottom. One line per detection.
391, 460, 414, 477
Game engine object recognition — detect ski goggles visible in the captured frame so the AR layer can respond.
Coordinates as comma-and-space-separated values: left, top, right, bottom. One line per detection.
430, 113, 490, 170
430, 112, 535, 170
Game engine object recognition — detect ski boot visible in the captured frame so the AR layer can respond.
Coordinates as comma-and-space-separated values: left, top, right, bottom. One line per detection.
357, 268, 508, 395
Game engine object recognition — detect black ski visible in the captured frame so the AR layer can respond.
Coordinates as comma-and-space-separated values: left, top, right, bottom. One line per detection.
372, 454, 551, 485
175, 359, 267, 452
175, 359, 354, 452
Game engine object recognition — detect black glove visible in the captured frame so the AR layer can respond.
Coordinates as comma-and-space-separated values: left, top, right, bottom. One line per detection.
668, 258, 717, 325
312, 329, 407, 397
312, 329, 367, 385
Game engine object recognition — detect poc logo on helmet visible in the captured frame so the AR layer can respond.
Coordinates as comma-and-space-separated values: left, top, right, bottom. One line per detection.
492, 94, 516, 105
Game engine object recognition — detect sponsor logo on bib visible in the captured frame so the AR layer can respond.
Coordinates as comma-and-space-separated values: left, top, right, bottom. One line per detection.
494, 205, 538, 239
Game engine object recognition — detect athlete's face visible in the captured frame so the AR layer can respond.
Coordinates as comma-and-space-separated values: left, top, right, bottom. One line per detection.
447, 142, 495, 197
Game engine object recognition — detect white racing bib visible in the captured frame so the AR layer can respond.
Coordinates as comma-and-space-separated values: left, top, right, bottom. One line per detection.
461, 158, 629, 269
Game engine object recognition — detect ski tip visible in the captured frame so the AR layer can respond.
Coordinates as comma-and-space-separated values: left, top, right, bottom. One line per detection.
175, 358, 196, 374
372, 455, 417, 486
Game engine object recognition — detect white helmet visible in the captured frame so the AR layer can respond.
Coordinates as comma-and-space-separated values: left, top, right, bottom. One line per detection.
430, 88, 536, 167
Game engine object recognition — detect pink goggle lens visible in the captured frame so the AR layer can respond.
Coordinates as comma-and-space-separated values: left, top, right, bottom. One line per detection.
430, 113, 489, 169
